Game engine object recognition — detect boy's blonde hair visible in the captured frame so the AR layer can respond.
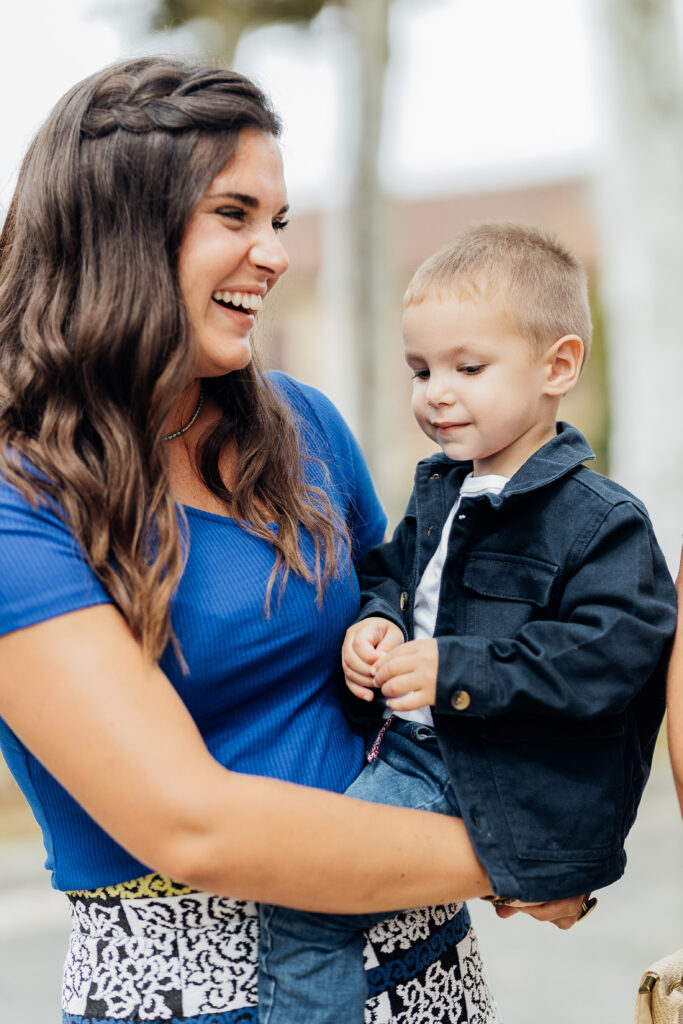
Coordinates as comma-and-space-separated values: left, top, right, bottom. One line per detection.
403, 222, 592, 359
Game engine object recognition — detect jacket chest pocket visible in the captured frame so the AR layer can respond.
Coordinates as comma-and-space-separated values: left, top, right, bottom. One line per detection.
462, 552, 559, 637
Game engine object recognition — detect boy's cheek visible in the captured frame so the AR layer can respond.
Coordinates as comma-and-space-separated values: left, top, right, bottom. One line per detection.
411, 399, 433, 440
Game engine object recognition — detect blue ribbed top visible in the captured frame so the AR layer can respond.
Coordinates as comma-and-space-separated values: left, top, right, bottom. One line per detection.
0, 374, 386, 891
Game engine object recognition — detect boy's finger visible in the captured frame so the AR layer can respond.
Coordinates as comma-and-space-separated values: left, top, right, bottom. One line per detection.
385, 690, 425, 712
353, 635, 383, 663
342, 645, 376, 676
374, 654, 416, 686
381, 671, 425, 698
342, 651, 369, 676
376, 669, 416, 696
345, 680, 376, 702
375, 628, 404, 653
343, 665, 376, 688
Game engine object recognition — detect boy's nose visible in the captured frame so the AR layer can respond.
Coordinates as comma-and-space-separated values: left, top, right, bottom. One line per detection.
426, 378, 456, 407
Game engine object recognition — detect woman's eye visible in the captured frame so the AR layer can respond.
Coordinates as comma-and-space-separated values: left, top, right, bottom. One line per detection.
460, 364, 484, 375
217, 207, 245, 223
273, 218, 289, 232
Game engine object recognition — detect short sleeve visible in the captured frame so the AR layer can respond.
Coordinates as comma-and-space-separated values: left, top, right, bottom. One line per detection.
0, 476, 111, 638
269, 373, 387, 563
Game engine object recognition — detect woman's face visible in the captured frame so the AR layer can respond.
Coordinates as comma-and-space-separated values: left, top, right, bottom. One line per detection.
178, 128, 290, 378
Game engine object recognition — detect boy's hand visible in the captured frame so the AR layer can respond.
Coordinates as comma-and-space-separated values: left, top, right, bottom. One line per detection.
342, 618, 405, 702
373, 638, 438, 711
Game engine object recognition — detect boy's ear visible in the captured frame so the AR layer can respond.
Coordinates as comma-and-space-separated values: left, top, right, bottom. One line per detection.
542, 335, 584, 396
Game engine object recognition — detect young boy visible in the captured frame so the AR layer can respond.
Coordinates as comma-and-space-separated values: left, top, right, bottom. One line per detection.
257, 223, 677, 1023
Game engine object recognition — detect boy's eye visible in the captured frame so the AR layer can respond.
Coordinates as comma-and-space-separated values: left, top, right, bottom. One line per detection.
460, 364, 484, 375
412, 369, 430, 381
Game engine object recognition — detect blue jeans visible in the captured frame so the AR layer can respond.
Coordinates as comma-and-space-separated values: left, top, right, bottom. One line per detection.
257, 718, 461, 1024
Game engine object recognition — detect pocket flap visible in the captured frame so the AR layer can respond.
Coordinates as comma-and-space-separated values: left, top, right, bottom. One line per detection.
462, 552, 559, 606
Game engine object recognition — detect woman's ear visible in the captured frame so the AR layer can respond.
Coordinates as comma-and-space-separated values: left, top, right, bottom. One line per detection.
542, 335, 584, 397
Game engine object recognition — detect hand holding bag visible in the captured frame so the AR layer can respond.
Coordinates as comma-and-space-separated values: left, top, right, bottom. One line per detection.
635, 948, 683, 1024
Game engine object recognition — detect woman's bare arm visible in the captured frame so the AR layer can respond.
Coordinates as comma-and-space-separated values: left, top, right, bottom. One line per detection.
0, 603, 491, 913
667, 547, 683, 815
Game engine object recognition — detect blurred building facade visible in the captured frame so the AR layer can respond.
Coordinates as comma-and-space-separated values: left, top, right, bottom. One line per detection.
260, 172, 605, 531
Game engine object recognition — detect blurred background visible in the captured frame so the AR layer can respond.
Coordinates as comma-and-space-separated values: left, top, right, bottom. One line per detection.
0, 0, 682, 1021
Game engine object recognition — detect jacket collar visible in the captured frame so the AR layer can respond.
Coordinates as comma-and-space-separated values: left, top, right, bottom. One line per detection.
418, 422, 595, 501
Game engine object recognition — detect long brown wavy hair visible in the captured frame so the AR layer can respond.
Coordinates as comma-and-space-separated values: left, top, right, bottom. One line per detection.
0, 56, 345, 663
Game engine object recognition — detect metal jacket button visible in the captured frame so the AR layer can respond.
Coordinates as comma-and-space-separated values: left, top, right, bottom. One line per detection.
400, 591, 408, 611
451, 689, 471, 711
429, 472, 440, 480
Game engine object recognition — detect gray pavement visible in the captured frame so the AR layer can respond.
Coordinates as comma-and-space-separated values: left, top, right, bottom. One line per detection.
0, 838, 69, 1021
0, 757, 681, 1023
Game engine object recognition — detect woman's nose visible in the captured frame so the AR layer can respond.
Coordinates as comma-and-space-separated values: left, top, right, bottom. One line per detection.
250, 230, 289, 280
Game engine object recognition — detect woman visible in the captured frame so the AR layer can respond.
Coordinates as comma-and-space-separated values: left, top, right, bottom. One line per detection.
0, 57, 582, 1023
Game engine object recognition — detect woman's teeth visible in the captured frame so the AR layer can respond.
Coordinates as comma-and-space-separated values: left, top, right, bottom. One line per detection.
211, 290, 263, 312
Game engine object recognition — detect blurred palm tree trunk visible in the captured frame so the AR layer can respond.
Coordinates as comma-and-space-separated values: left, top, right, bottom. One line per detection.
318, 0, 391, 482
347, 0, 390, 474
591, 0, 683, 566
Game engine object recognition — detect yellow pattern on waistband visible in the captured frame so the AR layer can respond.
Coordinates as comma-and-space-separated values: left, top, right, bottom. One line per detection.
67, 873, 197, 900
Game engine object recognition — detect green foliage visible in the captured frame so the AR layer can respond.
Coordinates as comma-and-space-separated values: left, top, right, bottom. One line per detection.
151, 0, 335, 34
215, 0, 331, 19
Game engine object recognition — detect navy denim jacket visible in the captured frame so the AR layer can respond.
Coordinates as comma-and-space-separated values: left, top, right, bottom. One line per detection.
354, 423, 677, 901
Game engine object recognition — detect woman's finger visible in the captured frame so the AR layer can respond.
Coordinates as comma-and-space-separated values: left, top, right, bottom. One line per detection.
492, 904, 520, 919
515, 894, 588, 929
550, 914, 579, 931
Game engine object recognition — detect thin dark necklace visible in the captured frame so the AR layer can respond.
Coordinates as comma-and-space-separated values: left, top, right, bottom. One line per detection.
162, 382, 205, 442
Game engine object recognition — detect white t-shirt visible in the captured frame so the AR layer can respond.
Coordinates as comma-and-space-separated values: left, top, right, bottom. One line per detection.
391, 472, 509, 726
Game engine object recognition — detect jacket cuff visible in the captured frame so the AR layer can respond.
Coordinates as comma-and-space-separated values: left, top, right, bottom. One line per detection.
356, 597, 409, 640
434, 635, 488, 715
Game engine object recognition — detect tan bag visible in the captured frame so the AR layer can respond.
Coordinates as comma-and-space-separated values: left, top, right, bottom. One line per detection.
635, 949, 683, 1024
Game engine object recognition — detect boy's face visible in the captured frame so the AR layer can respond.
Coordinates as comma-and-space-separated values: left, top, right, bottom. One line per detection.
403, 291, 558, 478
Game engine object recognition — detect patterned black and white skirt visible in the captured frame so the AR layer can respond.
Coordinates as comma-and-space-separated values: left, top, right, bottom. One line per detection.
62, 874, 501, 1024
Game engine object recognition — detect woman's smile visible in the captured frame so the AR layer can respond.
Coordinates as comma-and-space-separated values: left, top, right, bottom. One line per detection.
210, 289, 263, 329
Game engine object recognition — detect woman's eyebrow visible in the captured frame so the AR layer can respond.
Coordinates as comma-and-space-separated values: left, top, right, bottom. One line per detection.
206, 190, 289, 215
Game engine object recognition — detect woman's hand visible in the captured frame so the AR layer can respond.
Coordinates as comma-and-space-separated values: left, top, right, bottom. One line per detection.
491, 894, 590, 930
342, 617, 404, 701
